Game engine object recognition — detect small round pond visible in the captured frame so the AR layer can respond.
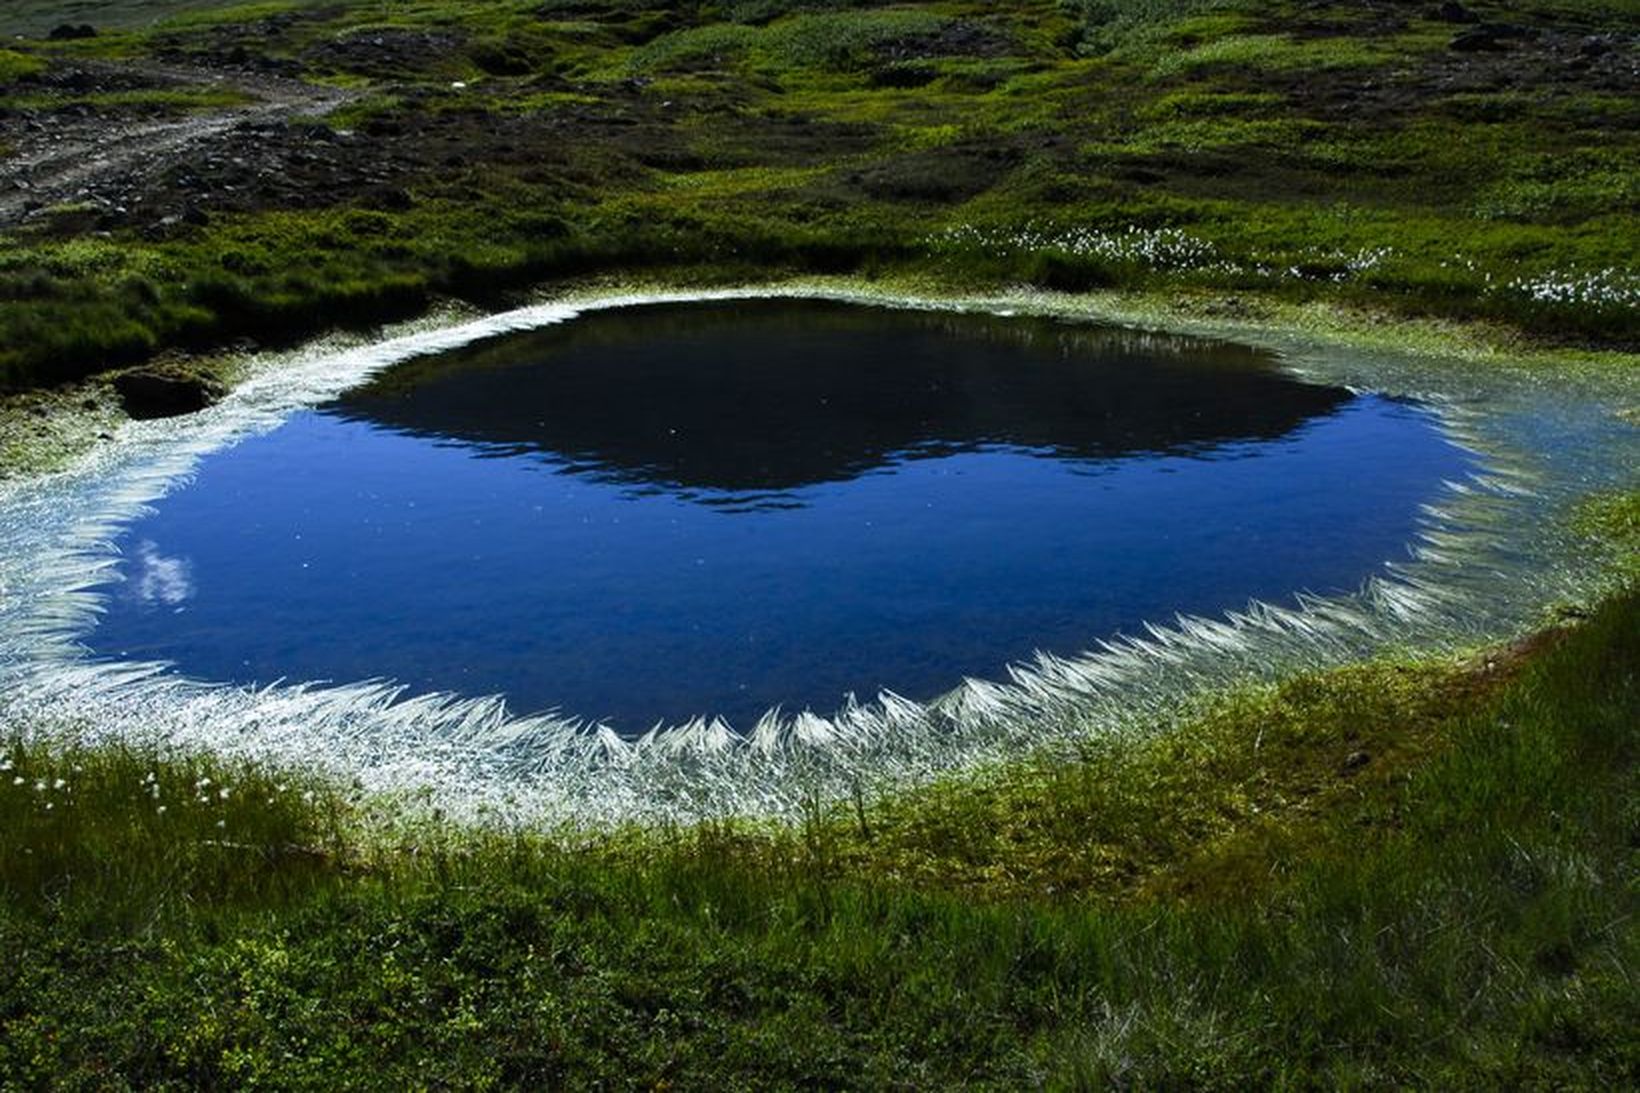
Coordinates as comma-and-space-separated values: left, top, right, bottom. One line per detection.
88, 300, 1472, 733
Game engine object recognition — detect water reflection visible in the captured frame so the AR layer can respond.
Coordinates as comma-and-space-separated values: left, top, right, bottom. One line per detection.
89, 301, 1467, 731
332, 300, 1349, 506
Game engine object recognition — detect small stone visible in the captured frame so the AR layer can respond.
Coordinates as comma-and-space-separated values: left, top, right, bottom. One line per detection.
1343, 750, 1371, 771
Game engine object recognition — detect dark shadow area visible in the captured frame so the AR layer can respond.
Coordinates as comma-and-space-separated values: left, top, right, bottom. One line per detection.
331, 299, 1349, 503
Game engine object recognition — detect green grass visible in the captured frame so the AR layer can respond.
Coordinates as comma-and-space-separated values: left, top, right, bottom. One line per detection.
2, 584, 1635, 1086
1148, 31, 1432, 78
0, 0, 1635, 390
1575, 490, 1640, 576
0, 88, 251, 112
1, 3, 1634, 1082
0, 49, 48, 82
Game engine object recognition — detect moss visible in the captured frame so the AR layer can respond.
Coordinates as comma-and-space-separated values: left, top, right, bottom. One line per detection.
0, 87, 251, 112
0, 48, 46, 82
1152, 32, 1401, 77
0, 587, 1634, 1085
0, 0, 1633, 385
1572, 489, 1640, 575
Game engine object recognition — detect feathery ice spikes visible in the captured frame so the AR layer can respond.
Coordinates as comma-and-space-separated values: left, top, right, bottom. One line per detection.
0, 287, 1634, 829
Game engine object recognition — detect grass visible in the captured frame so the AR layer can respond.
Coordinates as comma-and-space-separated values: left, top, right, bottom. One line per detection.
1, 584, 1634, 1085
0, 49, 48, 82
0, 5, 1634, 1080
0, 0, 1635, 391
1148, 31, 1432, 78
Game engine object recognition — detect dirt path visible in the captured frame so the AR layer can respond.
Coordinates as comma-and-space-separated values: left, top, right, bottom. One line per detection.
0, 61, 355, 225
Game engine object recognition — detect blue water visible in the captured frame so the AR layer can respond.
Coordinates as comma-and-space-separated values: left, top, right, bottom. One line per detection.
90, 301, 1471, 732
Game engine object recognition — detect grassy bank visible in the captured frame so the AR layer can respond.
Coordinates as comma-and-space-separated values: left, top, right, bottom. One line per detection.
2, 585, 1634, 1087
1, 0, 1636, 390
2, 2, 1635, 1086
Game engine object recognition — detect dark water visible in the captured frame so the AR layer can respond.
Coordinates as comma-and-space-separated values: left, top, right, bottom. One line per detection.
90, 300, 1470, 732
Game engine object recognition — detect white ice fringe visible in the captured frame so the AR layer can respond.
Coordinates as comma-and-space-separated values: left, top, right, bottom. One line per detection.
0, 286, 1635, 828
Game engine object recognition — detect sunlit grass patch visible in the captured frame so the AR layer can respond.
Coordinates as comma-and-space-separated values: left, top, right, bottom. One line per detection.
1068, 1, 1251, 55
1139, 88, 1282, 118
657, 164, 830, 195
0, 87, 252, 113
1150, 31, 1431, 78
0, 735, 347, 926
1572, 490, 1640, 575
0, 49, 47, 83
813, 656, 1476, 900
1119, 115, 1326, 153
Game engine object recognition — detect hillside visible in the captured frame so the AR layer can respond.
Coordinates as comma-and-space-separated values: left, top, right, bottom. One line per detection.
0, 0, 1635, 391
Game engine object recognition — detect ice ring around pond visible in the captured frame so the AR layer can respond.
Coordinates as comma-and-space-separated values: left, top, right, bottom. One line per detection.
86, 299, 1469, 731
0, 290, 1632, 824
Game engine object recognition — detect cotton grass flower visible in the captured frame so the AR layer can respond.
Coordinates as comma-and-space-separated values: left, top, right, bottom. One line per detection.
1502, 268, 1638, 308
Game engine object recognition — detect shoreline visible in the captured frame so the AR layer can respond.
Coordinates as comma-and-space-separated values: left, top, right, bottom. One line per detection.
4, 270, 1633, 483
0, 279, 1632, 827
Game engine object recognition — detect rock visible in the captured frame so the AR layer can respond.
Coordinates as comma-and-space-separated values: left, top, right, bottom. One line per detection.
1343, 750, 1372, 772
370, 186, 414, 211
113, 369, 227, 420
1450, 30, 1507, 52
47, 24, 97, 41
1450, 23, 1539, 52
870, 63, 938, 89
1433, 1, 1478, 24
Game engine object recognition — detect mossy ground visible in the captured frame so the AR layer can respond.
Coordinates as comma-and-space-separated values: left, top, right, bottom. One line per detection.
0, 0, 1635, 391
1, 3, 1636, 1085
2, 586, 1635, 1086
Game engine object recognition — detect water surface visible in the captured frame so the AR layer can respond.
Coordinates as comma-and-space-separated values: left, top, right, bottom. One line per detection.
89, 300, 1470, 731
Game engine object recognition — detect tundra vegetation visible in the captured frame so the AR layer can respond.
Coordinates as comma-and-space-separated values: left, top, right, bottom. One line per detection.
0, 0, 1636, 390
0, 0, 1636, 1085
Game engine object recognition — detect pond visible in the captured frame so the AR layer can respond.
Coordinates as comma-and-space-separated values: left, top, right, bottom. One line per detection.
87, 300, 1471, 734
